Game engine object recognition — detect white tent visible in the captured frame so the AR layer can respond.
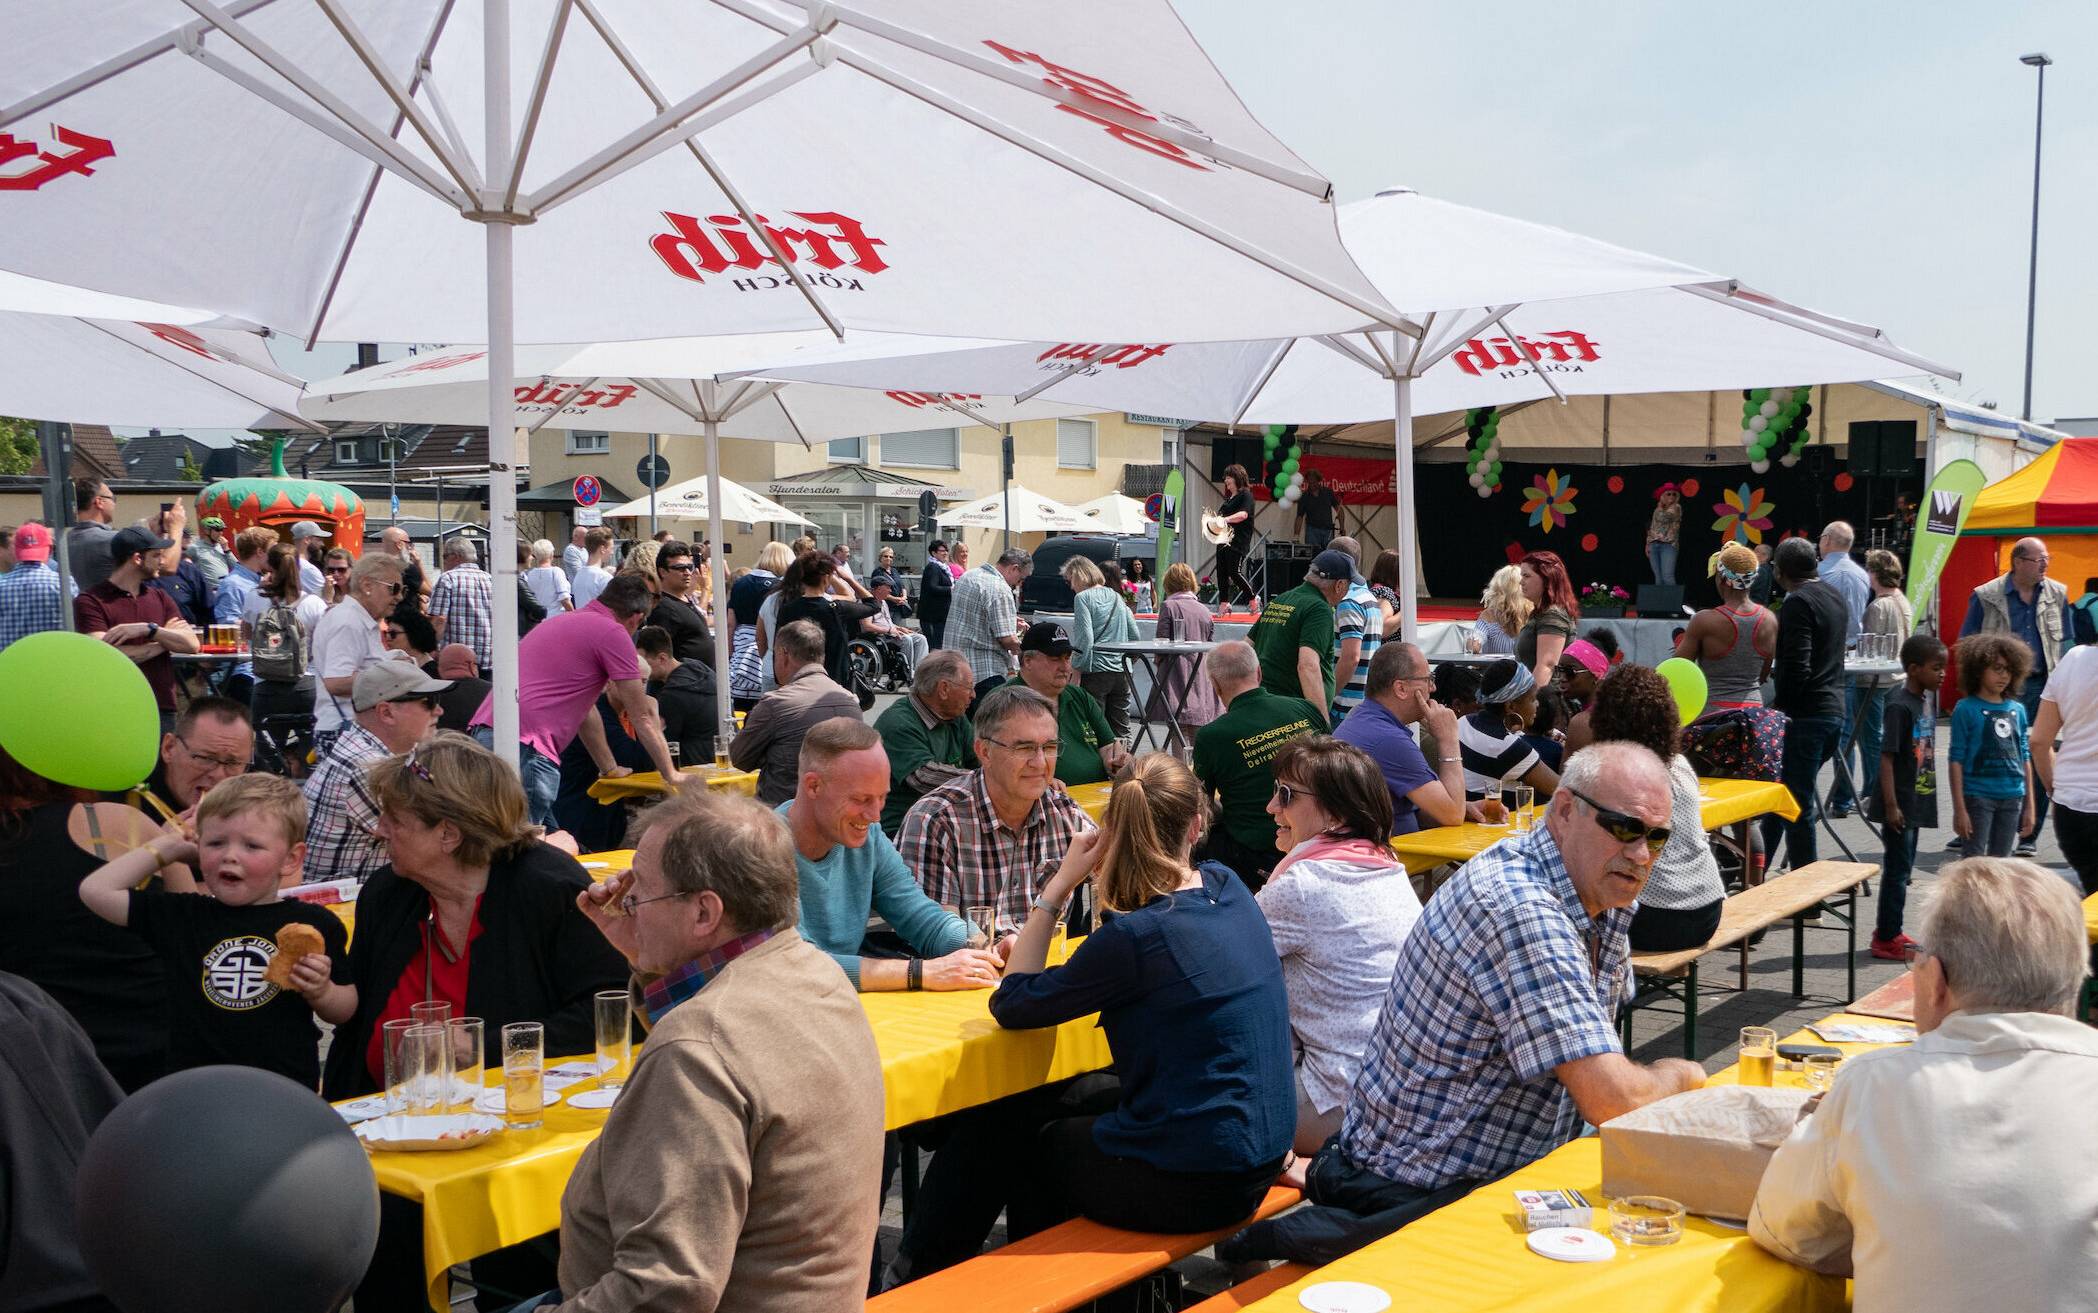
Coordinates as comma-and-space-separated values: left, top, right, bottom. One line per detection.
937, 487, 1090, 533
1074, 492, 1151, 535
602, 475, 812, 528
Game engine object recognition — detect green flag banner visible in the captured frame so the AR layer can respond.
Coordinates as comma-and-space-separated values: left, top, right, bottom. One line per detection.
1156, 466, 1184, 583
1907, 458, 1989, 625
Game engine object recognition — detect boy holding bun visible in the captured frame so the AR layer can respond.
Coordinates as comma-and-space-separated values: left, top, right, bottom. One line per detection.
80, 773, 354, 1088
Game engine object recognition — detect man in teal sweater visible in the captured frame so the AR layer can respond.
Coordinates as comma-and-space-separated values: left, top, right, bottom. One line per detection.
781, 718, 1004, 991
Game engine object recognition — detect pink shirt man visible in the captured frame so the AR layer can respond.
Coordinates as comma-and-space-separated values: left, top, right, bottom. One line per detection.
470, 600, 641, 760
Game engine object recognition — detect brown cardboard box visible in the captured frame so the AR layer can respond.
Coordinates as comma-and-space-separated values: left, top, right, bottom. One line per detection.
1599, 1086, 1814, 1220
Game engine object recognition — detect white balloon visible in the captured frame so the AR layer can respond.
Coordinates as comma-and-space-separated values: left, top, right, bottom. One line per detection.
1289, 471, 1305, 487
1772, 388, 1793, 405
1281, 486, 1301, 504
1742, 428, 1761, 447
1748, 415, 1768, 432
1750, 459, 1770, 473
1780, 454, 1800, 468
1758, 400, 1779, 418
1468, 472, 1484, 487
1478, 484, 1494, 498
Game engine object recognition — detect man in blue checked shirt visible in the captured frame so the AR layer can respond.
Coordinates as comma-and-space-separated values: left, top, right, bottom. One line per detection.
0, 523, 73, 651
1224, 741, 1705, 1266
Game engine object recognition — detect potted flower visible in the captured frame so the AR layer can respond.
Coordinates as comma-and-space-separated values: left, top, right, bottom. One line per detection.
1580, 581, 1631, 617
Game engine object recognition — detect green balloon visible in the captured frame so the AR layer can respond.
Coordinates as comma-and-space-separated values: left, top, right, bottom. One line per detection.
1286, 446, 1303, 461
1264, 424, 1289, 441
1750, 387, 1771, 403
1281, 458, 1299, 475
1655, 657, 1709, 726
1489, 461, 1503, 477
0, 632, 159, 790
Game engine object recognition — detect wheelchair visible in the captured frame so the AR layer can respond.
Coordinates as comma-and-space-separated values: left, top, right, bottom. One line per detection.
846, 632, 913, 695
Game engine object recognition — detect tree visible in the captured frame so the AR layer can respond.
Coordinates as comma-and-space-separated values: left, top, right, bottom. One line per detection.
0, 417, 39, 477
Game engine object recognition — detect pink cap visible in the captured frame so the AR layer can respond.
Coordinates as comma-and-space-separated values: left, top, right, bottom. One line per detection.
12, 523, 52, 563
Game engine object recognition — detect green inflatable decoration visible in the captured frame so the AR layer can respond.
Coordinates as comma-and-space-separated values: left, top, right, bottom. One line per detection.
0, 632, 160, 789
1655, 657, 1709, 727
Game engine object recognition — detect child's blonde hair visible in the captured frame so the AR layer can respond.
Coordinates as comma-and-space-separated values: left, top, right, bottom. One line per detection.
196, 772, 308, 848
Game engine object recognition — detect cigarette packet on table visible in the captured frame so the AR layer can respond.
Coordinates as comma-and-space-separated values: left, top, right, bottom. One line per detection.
1514, 1188, 1593, 1231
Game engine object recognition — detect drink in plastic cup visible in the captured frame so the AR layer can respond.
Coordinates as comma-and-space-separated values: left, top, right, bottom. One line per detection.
715, 731, 734, 772
502, 1021, 545, 1129
1739, 1027, 1777, 1087
595, 990, 633, 1090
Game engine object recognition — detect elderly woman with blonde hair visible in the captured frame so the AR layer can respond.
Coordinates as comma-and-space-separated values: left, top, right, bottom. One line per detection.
1472, 564, 1531, 655
1066, 554, 1138, 740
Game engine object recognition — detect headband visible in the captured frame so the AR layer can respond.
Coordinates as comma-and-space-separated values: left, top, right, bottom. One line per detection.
1477, 661, 1537, 705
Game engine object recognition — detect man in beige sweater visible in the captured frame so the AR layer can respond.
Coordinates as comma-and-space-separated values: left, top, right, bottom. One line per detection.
546, 788, 884, 1312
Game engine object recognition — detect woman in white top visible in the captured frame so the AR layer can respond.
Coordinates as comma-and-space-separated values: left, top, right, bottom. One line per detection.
1259, 735, 1423, 1155
522, 538, 574, 614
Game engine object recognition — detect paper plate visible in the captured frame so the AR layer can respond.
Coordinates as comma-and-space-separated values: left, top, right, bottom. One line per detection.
473, 1086, 565, 1115
1297, 1282, 1391, 1313
546, 1061, 608, 1090
355, 1113, 504, 1152
334, 1096, 388, 1124
1528, 1227, 1616, 1262
566, 1088, 621, 1110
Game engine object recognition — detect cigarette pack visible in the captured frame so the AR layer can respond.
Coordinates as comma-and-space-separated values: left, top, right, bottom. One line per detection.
1513, 1187, 1593, 1232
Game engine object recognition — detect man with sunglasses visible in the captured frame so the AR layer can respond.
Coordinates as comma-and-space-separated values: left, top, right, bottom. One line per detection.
309, 553, 405, 757
1225, 742, 1704, 1266
300, 659, 449, 885
647, 539, 716, 667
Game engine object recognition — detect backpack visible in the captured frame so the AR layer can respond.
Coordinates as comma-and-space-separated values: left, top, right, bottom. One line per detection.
1682, 705, 1788, 782
2071, 595, 2098, 647
252, 601, 307, 683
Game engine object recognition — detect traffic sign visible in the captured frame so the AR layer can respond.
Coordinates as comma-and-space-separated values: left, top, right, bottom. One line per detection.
636, 454, 671, 489
572, 474, 602, 507
1143, 492, 1164, 522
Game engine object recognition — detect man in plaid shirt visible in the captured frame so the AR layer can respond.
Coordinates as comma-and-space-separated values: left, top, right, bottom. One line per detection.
428, 536, 495, 672
1225, 742, 1703, 1265
946, 548, 1030, 709
300, 660, 447, 884
897, 685, 1093, 935
0, 523, 71, 651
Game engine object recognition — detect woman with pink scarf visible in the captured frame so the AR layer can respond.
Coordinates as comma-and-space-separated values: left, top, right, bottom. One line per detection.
1258, 736, 1423, 1155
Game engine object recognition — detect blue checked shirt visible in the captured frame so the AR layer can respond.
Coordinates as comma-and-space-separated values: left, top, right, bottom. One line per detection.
1338, 823, 1630, 1190
0, 563, 69, 651
429, 562, 495, 667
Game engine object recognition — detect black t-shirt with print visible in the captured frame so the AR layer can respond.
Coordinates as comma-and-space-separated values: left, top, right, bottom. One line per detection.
127, 890, 351, 1088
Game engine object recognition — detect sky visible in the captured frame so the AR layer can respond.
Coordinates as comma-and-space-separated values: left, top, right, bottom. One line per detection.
177, 1, 2098, 443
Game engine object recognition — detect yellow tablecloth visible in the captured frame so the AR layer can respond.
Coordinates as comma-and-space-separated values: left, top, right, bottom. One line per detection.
356, 930, 1107, 1306
585, 765, 758, 803
2085, 892, 2098, 946
1069, 780, 1113, 822
1388, 777, 1800, 876
1241, 1012, 1901, 1313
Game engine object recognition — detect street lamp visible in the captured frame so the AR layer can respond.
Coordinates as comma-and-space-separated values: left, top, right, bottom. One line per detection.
2020, 52, 2051, 422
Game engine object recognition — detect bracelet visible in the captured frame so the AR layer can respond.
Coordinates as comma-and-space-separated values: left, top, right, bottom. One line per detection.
907, 958, 923, 991
1439, 756, 1460, 763
1032, 893, 1067, 918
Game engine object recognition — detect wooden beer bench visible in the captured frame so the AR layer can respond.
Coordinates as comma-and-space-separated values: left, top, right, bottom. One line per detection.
1621, 860, 1877, 1055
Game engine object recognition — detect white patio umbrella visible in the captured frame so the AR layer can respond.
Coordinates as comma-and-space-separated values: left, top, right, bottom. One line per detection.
601, 476, 812, 528
0, 271, 317, 431
937, 486, 1089, 534
2, 1, 1397, 761
736, 186, 1960, 638
1075, 492, 1150, 535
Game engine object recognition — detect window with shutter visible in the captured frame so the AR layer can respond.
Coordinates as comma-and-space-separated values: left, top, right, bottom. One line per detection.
879, 427, 959, 469
1056, 418, 1097, 470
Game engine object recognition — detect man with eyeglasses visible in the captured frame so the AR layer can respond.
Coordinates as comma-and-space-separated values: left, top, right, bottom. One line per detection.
309, 553, 405, 757
132, 696, 253, 822
301, 659, 449, 885
646, 538, 716, 667
897, 684, 1094, 936
1224, 742, 1705, 1266
1961, 536, 2068, 856
1335, 642, 1478, 837
1192, 640, 1324, 891
1006, 621, 1128, 787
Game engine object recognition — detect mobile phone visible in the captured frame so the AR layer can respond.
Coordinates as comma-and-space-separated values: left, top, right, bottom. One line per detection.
1776, 1042, 1841, 1062
160, 501, 174, 513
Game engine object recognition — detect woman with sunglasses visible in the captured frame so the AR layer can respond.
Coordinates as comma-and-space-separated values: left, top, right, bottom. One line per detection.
323, 732, 629, 1306
1261, 736, 1420, 1155
988, 754, 1293, 1240
1578, 664, 1725, 952
307, 553, 406, 759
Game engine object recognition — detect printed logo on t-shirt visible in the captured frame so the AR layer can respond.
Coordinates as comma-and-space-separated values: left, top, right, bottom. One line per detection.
200, 936, 280, 1011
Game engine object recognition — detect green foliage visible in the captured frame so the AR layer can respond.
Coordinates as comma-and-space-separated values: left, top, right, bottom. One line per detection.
0, 417, 39, 477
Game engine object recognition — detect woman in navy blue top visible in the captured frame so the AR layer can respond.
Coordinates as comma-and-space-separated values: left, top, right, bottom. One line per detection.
992, 752, 1296, 1234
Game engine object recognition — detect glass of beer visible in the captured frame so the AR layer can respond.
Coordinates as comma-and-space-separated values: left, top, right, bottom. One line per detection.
715, 729, 734, 773
594, 990, 632, 1090
1739, 1027, 1777, 1086
502, 1021, 545, 1129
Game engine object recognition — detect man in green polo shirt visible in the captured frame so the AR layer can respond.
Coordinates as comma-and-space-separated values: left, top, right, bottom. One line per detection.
873, 649, 980, 837
1250, 549, 1352, 721
1007, 621, 1130, 786
1193, 639, 1322, 891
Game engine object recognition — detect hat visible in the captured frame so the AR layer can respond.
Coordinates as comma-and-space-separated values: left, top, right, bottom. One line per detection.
1560, 639, 1608, 679
110, 525, 173, 561
1307, 549, 1356, 583
1654, 482, 1680, 497
12, 523, 52, 563
289, 520, 327, 541
350, 657, 453, 712
200, 516, 225, 530
1019, 621, 1073, 658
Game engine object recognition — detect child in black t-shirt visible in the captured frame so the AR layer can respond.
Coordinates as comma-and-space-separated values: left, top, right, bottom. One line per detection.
79, 773, 354, 1088
1869, 633, 1948, 961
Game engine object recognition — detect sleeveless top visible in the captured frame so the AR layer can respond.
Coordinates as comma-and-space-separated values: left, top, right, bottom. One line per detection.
1699, 605, 1770, 706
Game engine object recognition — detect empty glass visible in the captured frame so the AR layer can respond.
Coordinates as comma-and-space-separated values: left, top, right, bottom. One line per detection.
595, 990, 633, 1090
1509, 784, 1535, 833
966, 906, 1000, 948
447, 1017, 485, 1113
398, 1023, 451, 1121
380, 1018, 420, 1115
409, 1000, 452, 1029
1803, 1052, 1843, 1092
502, 1021, 546, 1130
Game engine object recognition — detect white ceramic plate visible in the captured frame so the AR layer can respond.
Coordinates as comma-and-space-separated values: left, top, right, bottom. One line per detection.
355, 1113, 504, 1152
472, 1086, 565, 1115
1298, 1282, 1393, 1313
1527, 1227, 1616, 1263
566, 1088, 620, 1110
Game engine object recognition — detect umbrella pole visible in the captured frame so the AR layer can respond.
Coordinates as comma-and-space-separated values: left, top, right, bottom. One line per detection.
483, 0, 522, 768
1394, 372, 1419, 644
704, 414, 733, 746
648, 432, 658, 539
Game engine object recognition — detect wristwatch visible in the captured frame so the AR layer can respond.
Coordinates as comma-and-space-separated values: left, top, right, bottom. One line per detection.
146, 622, 159, 640
1032, 892, 1067, 918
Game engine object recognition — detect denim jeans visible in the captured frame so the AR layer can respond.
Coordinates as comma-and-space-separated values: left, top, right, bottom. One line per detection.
1961, 792, 2023, 858
1761, 714, 1841, 871
1876, 822, 1923, 940
2023, 672, 2050, 842
1646, 541, 1678, 585
1216, 1137, 1482, 1266
470, 726, 562, 828
1306, 525, 1335, 550
1829, 680, 1888, 811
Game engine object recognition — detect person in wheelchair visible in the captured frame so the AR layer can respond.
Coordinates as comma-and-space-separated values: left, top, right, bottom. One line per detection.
857, 578, 927, 683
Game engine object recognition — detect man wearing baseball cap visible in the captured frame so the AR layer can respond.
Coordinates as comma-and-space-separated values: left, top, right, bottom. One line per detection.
75, 525, 200, 728
1249, 549, 1353, 723
1006, 621, 1128, 786
288, 520, 329, 596
0, 523, 73, 651
300, 658, 450, 884
188, 515, 233, 590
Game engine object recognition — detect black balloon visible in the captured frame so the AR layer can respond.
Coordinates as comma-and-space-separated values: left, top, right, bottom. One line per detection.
76, 1066, 379, 1313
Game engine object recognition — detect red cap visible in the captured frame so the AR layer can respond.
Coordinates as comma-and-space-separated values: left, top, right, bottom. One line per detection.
12, 523, 52, 563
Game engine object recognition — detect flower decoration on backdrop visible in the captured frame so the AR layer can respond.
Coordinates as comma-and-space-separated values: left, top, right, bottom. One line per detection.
1522, 468, 1578, 532
1712, 483, 1776, 544
1579, 581, 1631, 608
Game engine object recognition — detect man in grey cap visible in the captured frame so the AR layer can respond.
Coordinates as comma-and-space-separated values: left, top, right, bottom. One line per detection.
1248, 548, 1353, 722
300, 657, 449, 884
288, 520, 329, 596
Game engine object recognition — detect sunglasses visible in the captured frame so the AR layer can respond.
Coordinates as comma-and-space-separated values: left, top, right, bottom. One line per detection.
381, 580, 404, 596
1272, 781, 1314, 808
1569, 788, 1671, 854
661, 562, 698, 572
391, 695, 441, 711
327, 565, 351, 575
403, 744, 435, 784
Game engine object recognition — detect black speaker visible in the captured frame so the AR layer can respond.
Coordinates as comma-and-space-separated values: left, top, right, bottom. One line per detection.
1635, 584, 1686, 618
1210, 436, 1262, 483
1847, 420, 1919, 478
1264, 543, 1313, 599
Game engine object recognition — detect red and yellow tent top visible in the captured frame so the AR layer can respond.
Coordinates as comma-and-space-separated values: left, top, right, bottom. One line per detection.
1964, 437, 2098, 535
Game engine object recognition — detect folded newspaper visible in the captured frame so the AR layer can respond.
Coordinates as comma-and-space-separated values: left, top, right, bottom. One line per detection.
1805, 1021, 1916, 1044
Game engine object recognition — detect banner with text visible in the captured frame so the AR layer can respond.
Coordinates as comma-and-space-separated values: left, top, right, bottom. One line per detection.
1907, 458, 1988, 624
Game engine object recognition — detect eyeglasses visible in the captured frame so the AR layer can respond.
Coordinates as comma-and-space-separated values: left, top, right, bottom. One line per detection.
661, 562, 698, 572
981, 736, 1059, 760
391, 695, 441, 711
620, 889, 690, 916
1272, 781, 1314, 808
403, 744, 435, 784
380, 580, 404, 596
1569, 788, 1671, 854
327, 565, 351, 575
175, 736, 247, 773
